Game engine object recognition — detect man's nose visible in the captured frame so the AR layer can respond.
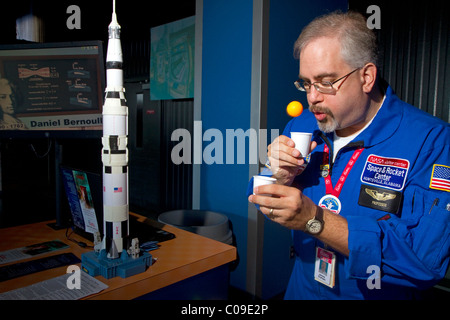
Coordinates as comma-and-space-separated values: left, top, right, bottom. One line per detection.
307, 85, 324, 105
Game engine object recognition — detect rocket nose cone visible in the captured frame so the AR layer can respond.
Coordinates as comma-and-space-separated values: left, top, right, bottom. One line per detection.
109, 13, 120, 28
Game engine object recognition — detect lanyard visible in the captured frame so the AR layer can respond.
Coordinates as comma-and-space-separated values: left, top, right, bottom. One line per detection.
322, 144, 364, 197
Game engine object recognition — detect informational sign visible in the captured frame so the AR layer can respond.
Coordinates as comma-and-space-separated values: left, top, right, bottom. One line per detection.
0, 42, 104, 131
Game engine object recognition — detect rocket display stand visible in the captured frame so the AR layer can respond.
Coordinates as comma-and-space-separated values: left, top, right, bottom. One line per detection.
81, 1, 151, 279
82, 249, 152, 279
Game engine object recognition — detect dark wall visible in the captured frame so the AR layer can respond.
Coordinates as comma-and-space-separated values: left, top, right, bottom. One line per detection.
349, 0, 449, 122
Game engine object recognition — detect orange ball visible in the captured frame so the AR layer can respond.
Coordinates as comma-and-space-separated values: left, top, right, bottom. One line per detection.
286, 101, 303, 117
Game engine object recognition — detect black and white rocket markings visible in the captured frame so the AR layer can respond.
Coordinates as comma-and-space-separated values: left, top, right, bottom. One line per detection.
101, 2, 129, 259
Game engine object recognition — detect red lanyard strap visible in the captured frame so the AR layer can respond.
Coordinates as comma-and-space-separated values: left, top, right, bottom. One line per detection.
323, 144, 364, 197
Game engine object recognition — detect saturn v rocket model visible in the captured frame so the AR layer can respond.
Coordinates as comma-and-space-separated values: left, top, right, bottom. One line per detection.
81, 1, 151, 279
101, 0, 129, 259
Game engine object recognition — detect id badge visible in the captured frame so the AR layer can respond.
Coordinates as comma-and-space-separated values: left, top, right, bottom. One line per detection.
314, 247, 336, 288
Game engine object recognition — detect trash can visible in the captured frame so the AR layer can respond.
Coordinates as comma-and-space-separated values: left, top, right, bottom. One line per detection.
158, 210, 233, 245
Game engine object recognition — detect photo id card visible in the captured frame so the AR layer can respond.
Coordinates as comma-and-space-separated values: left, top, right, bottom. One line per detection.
314, 247, 336, 288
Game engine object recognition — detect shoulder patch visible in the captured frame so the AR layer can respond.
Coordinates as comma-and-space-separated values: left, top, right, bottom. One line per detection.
429, 164, 450, 192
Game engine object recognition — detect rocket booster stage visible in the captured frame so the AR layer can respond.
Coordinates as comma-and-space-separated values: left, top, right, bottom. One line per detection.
102, 0, 129, 259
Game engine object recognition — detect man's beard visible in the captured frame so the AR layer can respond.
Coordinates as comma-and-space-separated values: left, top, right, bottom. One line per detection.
310, 105, 338, 133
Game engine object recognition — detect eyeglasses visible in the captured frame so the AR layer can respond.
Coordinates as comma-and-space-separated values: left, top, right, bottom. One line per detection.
294, 68, 360, 94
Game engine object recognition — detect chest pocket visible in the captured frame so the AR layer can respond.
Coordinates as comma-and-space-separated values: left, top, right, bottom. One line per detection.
404, 187, 450, 272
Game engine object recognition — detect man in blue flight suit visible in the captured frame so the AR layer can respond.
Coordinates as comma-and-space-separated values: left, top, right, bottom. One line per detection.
248, 11, 450, 299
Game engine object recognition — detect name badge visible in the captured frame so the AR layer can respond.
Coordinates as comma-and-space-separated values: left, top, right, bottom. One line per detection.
314, 247, 336, 288
358, 184, 402, 214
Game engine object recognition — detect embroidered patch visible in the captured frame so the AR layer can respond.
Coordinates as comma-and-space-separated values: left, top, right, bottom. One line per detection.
429, 164, 450, 192
360, 155, 409, 191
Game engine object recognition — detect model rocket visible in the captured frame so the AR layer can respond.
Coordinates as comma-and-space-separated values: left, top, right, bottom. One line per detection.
101, 0, 129, 259
81, 1, 151, 279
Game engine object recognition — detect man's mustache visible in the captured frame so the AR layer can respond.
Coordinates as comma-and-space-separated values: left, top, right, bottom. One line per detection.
310, 105, 333, 115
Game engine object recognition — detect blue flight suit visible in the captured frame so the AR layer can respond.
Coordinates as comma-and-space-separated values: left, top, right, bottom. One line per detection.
250, 85, 450, 299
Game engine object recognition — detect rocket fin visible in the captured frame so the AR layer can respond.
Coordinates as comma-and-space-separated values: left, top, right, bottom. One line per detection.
107, 239, 119, 259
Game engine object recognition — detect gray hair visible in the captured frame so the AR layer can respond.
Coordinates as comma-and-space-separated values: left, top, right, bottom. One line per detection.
294, 11, 378, 69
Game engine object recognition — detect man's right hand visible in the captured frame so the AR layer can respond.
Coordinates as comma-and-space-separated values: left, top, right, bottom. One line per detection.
267, 135, 316, 186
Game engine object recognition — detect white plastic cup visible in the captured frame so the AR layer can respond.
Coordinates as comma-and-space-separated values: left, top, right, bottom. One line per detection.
290, 132, 312, 157
253, 175, 277, 196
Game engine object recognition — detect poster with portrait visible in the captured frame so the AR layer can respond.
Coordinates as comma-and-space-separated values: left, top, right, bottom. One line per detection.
0, 42, 104, 131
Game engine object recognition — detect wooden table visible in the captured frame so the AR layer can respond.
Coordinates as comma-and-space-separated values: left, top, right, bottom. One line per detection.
0, 213, 237, 300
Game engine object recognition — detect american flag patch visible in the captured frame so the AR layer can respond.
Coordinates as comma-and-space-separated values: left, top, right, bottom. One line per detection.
429, 164, 450, 192
114, 187, 123, 193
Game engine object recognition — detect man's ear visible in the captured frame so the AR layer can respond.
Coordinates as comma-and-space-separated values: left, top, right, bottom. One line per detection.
361, 63, 378, 93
